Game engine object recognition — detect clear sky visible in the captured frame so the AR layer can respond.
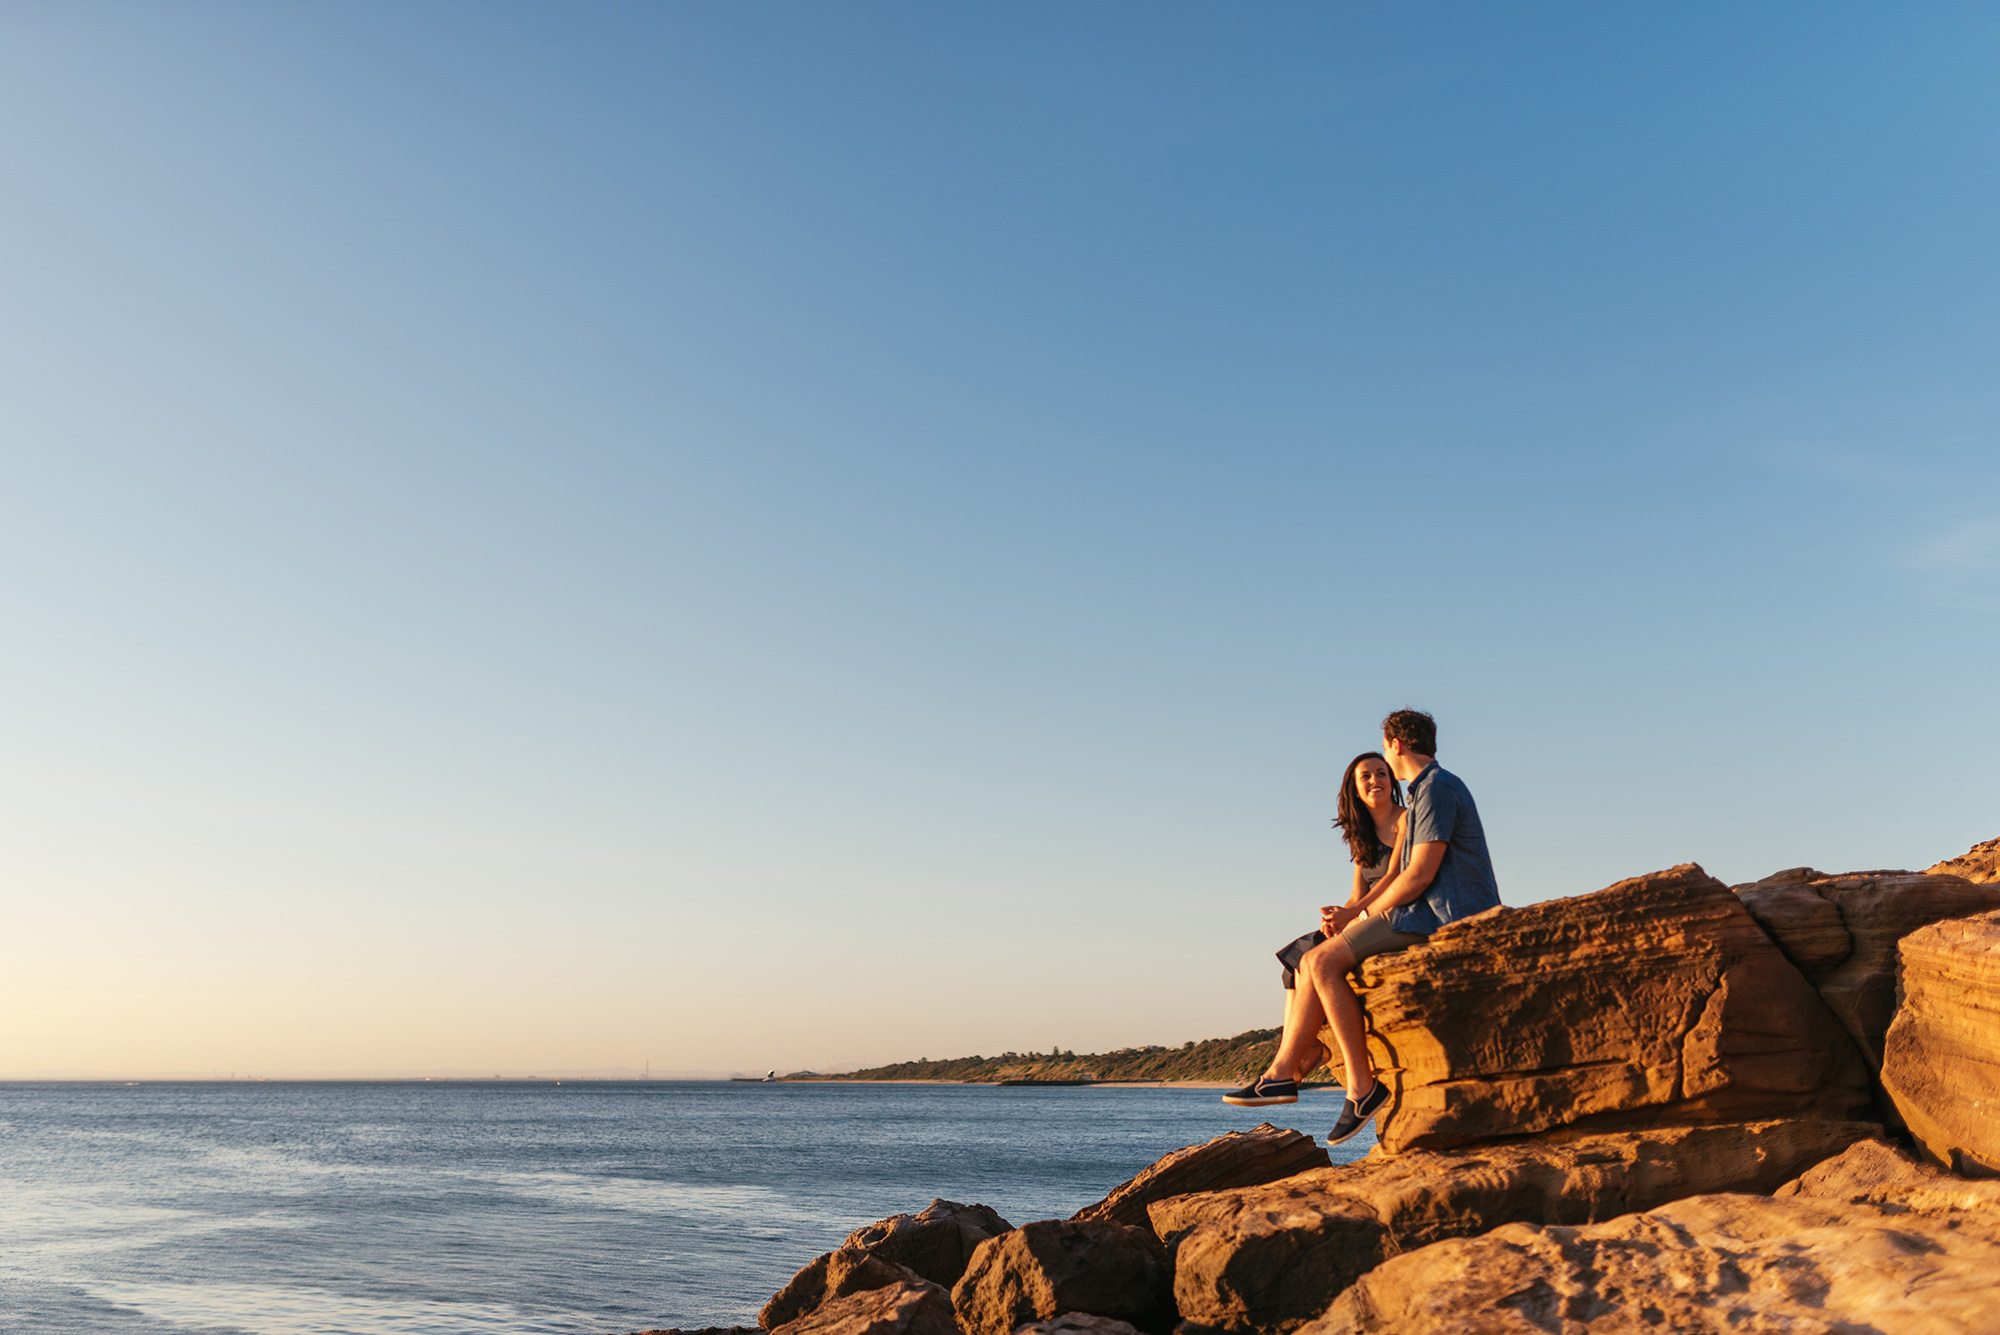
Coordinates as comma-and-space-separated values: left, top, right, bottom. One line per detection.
3, 3, 1997, 1078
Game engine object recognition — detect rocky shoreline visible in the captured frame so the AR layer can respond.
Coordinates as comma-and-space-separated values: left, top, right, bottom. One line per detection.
630, 836, 2000, 1335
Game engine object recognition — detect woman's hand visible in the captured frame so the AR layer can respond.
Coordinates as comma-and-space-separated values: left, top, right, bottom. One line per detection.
1321, 904, 1360, 937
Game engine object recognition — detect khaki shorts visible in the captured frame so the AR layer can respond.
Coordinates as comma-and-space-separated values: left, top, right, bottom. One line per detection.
1278, 915, 1426, 988
1333, 913, 1427, 963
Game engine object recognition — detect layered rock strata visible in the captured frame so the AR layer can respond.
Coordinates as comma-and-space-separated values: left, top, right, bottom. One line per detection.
1346, 864, 1871, 1151
1072, 1124, 1327, 1237
1881, 908, 2000, 1177
1304, 1192, 2000, 1334
1304, 1136, 2000, 1334
1735, 865, 2000, 1069
1147, 1117, 1873, 1335
951, 1220, 1171, 1335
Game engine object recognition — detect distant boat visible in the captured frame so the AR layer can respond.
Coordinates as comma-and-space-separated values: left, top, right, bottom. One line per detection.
729, 1070, 780, 1082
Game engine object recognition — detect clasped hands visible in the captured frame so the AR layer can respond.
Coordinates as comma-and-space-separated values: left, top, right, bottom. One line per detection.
1320, 903, 1365, 937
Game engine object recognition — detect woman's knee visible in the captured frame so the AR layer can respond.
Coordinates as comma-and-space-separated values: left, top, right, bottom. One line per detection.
1304, 939, 1356, 981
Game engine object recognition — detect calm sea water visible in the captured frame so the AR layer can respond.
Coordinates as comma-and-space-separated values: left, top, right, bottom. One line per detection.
0, 1081, 1371, 1335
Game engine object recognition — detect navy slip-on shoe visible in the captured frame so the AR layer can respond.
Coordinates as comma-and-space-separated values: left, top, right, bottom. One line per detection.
1326, 1080, 1390, 1144
1220, 1076, 1299, 1107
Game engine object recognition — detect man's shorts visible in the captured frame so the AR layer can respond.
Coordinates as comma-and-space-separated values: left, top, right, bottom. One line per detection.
1336, 913, 1427, 963
1277, 917, 1426, 988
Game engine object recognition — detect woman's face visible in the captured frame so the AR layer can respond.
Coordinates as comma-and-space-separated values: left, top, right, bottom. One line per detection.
1355, 758, 1394, 807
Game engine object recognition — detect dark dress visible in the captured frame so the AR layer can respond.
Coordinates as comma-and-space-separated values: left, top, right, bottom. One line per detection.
1275, 844, 1394, 989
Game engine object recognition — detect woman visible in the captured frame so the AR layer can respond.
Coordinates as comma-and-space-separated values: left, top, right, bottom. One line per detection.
1220, 751, 1408, 1117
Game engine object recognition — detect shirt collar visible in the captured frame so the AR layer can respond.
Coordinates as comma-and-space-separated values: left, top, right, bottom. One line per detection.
1408, 760, 1439, 790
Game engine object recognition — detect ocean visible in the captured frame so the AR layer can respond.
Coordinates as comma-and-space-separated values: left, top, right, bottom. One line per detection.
0, 1080, 1373, 1335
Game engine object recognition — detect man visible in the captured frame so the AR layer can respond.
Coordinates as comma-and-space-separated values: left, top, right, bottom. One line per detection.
1300, 708, 1501, 1144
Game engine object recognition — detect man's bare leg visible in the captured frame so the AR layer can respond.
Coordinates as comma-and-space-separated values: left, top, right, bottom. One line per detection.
1303, 940, 1376, 1098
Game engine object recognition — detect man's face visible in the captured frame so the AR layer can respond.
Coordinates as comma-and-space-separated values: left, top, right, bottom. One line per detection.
1382, 735, 1413, 780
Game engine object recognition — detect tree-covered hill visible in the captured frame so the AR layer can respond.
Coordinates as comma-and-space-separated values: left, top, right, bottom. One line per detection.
780, 1028, 1337, 1084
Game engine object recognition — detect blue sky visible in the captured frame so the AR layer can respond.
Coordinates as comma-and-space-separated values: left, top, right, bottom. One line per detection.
3, 3, 1997, 1075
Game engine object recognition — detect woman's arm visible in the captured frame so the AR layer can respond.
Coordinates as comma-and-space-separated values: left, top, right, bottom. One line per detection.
1324, 815, 1407, 932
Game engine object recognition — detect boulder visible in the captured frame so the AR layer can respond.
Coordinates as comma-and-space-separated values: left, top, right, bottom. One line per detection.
621, 1329, 762, 1335
763, 1251, 937, 1330
1881, 908, 2000, 1177
1302, 1187, 2000, 1334
951, 1220, 1171, 1335
771, 1282, 960, 1335
1147, 1117, 1873, 1335
1072, 1124, 1327, 1236
1015, 1317, 1142, 1335
1928, 835, 2000, 884
1729, 868, 1850, 971
846, 1200, 1017, 1287
1736, 865, 2000, 1068
764, 1201, 1014, 1329
1776, 1134, 2000, 1214
1345, 864, 1871, 1152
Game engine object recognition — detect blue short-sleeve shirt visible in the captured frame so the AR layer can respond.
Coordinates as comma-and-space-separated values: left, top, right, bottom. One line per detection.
1385, 762, 1501, 935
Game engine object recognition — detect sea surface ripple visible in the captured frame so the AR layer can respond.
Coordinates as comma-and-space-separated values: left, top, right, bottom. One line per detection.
0, 1081, 1372, 1335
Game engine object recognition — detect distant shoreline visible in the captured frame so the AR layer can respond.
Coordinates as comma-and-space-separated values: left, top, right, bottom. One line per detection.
771, 1026, 1335, 1087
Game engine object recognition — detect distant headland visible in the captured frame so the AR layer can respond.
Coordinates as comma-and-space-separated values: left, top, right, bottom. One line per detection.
775, 1029, 1335, 1086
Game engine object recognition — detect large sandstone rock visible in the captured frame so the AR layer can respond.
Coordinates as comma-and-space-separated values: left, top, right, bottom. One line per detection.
763, 1250, 938, 1330
1776, 1133, 2000, 1214
845, 1200, 1016, 1287
950, 1220, 1171, 1335
1881, 908, 2000, 1177
763, 1201, 1014, 1328
1346, 865, 1870, 1151
1072, 1124, 1327, 1236
1928, 835, 2000, 884
1303, 1173, 2000, 1335
1736, 865, 2000, 1069
1147, 1117, 1872, 1335
771, 1281, 960, 1335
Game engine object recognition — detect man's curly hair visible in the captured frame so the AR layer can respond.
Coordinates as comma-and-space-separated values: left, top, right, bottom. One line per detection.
1381, 708, 1437, 757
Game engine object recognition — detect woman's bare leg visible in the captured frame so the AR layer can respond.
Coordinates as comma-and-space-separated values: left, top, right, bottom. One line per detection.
1302, 941, 1376, 1097
1267, 983, 1328, 1081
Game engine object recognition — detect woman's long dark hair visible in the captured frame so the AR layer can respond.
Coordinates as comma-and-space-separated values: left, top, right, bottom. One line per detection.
1335, 751, 1403, 868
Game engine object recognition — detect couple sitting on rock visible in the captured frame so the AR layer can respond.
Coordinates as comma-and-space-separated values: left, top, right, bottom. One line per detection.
1224, 708, 1501, 1145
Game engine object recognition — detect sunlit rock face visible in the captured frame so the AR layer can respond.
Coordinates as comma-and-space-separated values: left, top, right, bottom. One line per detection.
1735, 862, 2000, 1070
770, 1282, 961, 1335
1928, 836, 2000, 885
1147, 1118, 1875, 1335
762, 1200, 1013, 1332
1300, 1137, 2000, 1335
762, 1252, 940, 1333
1882, 907, 2000, 1178
950, 1220, 1173, 1335
1072, 1123, 1328, 1239
1338, 864, 1872, 1153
